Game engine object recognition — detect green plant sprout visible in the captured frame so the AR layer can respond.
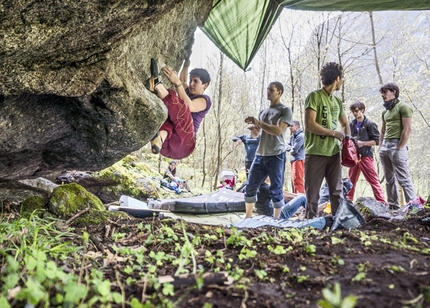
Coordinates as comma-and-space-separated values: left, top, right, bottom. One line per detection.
318, 283, 357, 308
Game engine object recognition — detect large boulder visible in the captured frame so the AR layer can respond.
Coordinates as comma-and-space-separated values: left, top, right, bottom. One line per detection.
0, 0, 213, 180
0, 179, 53, 205
56, 156, 161, 203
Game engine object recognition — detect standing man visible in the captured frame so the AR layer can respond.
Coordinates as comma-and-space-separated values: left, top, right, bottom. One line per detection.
378, 83, 416, 209
232, 124, 261, 178
304, 62, 350, 219
347, 101, 387, 205
243, 81, 292, 218
287, 121, 305, 193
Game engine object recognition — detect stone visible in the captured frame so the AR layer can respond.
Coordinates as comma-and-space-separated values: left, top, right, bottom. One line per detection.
0, 179, 52, 204
48, 183, 108, 226
55, 155, 160, 203
20, 195, 47, 217
0, 0, 213, 180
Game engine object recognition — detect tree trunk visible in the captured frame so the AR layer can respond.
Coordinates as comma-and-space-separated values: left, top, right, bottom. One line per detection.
213, 52, 224, 190
369, 12, 384, 85
200, 119, 207, 187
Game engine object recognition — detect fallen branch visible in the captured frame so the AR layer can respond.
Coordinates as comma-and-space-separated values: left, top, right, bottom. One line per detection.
66, 207, 91, 225
55, 207, 91, 231
89, 234, 104, 252
104, 224, 111, 238
157, 272, 233, 289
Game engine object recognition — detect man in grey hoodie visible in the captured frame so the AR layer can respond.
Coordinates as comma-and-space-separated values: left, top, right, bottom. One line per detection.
287, 120, 305, 193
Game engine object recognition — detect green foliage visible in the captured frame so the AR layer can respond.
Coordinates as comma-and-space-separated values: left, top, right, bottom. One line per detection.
267, 244, 289, 255
318, 283, 357, 308
305, 243, 316, 256
226, 227, 253, 247
0, 214, 130, 307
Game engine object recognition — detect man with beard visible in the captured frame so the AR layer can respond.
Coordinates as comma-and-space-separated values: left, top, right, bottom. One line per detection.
378, 83, 416, 209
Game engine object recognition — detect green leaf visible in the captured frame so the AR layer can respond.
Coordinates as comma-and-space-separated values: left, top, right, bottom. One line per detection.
162, 283, 175, 296
321, 287, 339, 306
19, 278, 46, 305
45, 261, 64, 280
317, 300, 332, 308
112, 292, 123, 304
2, 273, 19, 291
0, 297, 11, 308
34, 250, 47, 263
352, 272, 366, 282
130, 298, 145, 308
6, 256, 19, 272
25, 255, 37, 271
341, 295, 357, 308
64, 283, 88, 304
97, 280, 111, 297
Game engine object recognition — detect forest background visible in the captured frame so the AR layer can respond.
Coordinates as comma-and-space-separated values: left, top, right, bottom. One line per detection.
147, 9, 430, 202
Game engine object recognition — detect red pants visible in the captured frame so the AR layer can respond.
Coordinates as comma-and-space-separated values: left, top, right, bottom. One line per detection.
290, 160, 304, 193
346, 156, 386, 203
159, 89, 196, 159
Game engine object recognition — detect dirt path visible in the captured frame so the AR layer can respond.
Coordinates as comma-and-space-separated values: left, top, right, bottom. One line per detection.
74, 210, 430, 307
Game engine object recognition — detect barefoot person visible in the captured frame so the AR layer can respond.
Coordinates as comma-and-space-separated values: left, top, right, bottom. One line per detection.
145, 56, 212, 159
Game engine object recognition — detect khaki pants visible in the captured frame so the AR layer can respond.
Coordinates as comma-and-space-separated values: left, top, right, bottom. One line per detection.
379, 139, 416, 208
305, 153, 343, 219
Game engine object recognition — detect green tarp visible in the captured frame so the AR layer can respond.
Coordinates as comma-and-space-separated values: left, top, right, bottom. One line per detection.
201, 0, 430, 70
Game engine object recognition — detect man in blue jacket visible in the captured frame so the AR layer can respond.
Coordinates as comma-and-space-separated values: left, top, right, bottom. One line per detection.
232, 124, 261, 178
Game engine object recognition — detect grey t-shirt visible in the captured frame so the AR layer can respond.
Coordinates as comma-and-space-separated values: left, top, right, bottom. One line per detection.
256, 103, 292, 156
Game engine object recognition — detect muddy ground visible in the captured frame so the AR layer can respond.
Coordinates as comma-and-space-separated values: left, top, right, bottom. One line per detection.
69, 209, 430, 308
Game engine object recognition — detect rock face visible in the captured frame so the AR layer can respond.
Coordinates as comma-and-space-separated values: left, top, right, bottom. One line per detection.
0, 0, 212, 180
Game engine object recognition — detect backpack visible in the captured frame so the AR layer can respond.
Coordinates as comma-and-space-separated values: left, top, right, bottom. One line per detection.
341, 136, 360, 167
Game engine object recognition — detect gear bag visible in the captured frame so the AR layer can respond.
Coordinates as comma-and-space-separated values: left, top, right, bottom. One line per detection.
341, 135, 360, 167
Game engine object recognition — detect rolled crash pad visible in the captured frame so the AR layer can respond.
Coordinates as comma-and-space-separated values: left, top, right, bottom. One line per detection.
108, 195, 167, 218
147, 188, 245, 214
232, 215, 327, 230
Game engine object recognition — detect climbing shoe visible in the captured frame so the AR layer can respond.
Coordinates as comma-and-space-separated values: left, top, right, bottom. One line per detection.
150, 132, 163, 154
145, 58, 162, 94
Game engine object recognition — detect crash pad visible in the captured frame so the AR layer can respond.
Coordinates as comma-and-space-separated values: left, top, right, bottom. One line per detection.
147, 188, 245, 214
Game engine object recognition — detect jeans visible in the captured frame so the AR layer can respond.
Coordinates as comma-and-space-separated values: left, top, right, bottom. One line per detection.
245, 152, 286, 209
168, 181, 182, 194
281, 195, 306, 219
379, 139, 416, 208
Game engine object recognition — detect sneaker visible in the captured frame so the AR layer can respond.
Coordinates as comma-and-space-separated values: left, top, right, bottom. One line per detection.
145, 58, 162, 94
150, 132, 163, 154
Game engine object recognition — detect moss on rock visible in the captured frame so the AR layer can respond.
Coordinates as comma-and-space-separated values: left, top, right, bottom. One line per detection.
95, 155, 160, 200
49, 183, 108, 225
20, 196, 47, 217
